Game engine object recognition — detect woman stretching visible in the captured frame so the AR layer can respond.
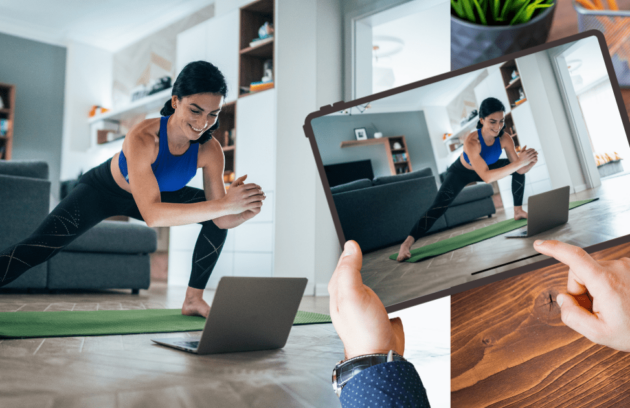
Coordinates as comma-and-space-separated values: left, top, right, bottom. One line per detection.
397, 97, 538, 262
0, 61, 266, 317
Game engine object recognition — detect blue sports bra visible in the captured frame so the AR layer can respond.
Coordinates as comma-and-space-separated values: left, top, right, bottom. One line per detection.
463, 128, 502, 166
118, 116, 199, 192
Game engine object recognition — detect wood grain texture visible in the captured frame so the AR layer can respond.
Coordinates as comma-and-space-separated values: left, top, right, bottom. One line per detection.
451, 242, 630, 407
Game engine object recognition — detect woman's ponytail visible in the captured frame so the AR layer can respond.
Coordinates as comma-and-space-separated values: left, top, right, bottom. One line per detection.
160, 99, 175, 116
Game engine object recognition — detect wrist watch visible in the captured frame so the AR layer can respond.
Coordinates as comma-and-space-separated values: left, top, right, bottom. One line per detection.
332, 350, 406, 397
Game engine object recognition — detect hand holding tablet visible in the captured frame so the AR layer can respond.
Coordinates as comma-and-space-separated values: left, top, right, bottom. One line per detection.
328, 240, 405, 360
535, 239, 630, 352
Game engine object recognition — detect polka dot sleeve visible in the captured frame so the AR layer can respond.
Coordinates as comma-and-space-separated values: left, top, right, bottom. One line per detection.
339, 361, 430, 408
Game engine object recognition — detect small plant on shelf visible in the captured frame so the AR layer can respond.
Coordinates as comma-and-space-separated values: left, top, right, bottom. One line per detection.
451, 0, 555, 25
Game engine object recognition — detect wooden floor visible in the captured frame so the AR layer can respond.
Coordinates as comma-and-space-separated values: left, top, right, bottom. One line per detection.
362, 174, 630, 308
0, 283, 449, 408
451, 241, 630, 407
0, 285, 340, 408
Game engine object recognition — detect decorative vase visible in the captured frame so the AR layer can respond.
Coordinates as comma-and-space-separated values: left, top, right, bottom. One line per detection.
451, 3, 556, 71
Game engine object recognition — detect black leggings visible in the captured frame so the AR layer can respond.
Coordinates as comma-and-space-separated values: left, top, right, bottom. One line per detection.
409, 158, 525, 240
0, 158, 227, 289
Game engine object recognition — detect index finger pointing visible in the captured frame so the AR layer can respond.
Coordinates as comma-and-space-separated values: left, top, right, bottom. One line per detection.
534, 240, 602, 288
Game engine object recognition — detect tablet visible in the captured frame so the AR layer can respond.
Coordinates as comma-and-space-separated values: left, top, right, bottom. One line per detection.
303, 30, 630, 312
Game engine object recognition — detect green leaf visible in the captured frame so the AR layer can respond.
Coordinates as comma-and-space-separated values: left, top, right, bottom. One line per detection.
500, 0, 514, 19
461, 0, 477, 23
509, 0, 530, 25
492, 0, 500, 20
472, 0, 488, 24
514, 2, 551, 24
452, 0, 465, 18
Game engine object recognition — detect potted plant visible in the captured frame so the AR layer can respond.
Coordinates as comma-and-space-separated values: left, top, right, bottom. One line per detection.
451, 0, 557, 70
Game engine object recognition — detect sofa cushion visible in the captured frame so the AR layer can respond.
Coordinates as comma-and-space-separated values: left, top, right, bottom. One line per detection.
48, 252, 151, 290
0, 161, 48, 180
372, 167, 433, 186
64, 221, 157, 254
331, 179, 372, 194
451, 183, 494, 206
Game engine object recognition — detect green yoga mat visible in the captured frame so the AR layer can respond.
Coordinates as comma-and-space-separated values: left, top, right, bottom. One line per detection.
390, 198, 599, 263
0, 309, 332, 339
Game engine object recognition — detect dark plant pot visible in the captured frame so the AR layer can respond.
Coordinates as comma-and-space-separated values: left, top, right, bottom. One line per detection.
451, 4, 556, 71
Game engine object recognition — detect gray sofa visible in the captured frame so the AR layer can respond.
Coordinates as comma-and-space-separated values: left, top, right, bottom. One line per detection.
331, 168, 496, 253
0, 161, 156, 293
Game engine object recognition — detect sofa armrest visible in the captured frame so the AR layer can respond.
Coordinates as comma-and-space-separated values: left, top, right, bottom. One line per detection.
0, 160, 48, 180
333, 176, 445, 253
0, 174, 51, 250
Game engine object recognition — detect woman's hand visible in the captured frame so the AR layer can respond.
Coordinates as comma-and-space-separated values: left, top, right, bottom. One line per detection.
516, 145, 538, 168
329, 240, 405, 360
534, 240, 630, 352
221, 175, 265, 215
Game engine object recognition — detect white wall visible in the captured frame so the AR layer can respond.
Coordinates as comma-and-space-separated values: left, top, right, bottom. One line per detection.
314, 0, 344, 296
422, 105, 453, 174
517, 53, 584, 193
60, 40, 113, 183
274, 0, 318, 295
274, 0, 343, 296
536, 51, 587, 191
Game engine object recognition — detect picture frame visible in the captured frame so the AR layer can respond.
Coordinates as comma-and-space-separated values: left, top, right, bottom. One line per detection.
354, 127, 368, 140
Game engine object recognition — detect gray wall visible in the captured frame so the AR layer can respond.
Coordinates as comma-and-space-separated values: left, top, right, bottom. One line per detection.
311, 110, 439, 183
0, 32, 66, 203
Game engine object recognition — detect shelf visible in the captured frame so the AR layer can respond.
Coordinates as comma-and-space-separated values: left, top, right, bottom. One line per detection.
240, 39, 273, 58
238, 87, 274, 98
88, 88, 172, 125
506, 77, 521, 90
391, 148, 406, 153
394, 161, 408, 164
341, 138, 390, 148
97, 135, 126, 145
445, 116, 478, 144
223, 145, 235, 151
0, 108, 9, 114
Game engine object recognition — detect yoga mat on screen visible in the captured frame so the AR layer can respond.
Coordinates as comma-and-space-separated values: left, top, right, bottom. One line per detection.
390, 198, 599, 263
0, 309, 332, 339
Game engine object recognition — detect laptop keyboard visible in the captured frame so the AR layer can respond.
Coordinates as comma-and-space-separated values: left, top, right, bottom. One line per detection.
175, 341, 199, 349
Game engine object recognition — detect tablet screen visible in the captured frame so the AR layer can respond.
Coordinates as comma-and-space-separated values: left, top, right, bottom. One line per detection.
304, 31, 630, 311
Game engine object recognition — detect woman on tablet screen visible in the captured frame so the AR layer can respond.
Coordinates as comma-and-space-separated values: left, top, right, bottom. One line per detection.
397, 97, 538, 261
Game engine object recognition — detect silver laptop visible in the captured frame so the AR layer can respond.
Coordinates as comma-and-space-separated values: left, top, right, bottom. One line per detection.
505, 185, 570, 238
152, 277, 308, 354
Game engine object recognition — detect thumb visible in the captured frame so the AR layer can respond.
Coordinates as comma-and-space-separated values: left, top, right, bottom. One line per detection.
557, 293, 605, 344
232, 174, 246, 186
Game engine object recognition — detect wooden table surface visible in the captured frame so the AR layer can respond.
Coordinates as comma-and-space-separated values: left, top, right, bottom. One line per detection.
451, 6, 630, 406
451, 242, 630, 407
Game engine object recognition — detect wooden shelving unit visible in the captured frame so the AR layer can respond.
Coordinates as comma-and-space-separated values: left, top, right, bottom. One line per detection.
340, 136, 412, 175
0, 83, 16, 160
500, 60, 523, 148
238, 0, 274, 98
214, 101, 237, 186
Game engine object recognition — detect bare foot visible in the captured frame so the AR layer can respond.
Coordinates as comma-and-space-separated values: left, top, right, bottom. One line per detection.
396, 236, 415, 262
181, 287, 210, 318
514, 206, 528, 220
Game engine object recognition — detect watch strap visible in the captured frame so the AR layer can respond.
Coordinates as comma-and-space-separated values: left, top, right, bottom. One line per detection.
332, 352, 405, 397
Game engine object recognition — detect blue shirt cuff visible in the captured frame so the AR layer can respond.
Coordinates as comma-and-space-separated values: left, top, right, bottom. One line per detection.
339, 360, 431, 407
